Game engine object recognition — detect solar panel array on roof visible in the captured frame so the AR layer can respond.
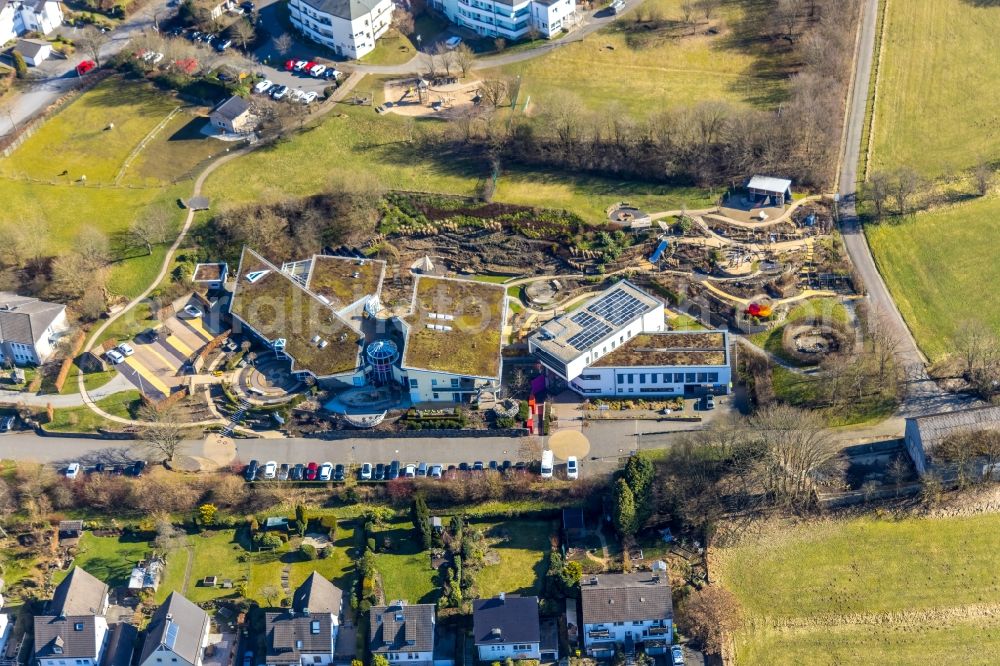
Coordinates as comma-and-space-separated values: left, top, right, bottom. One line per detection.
164, 621, 179, 650
567, 321, 612, 351
587, 290, 647, 326
570, 311, 599, 327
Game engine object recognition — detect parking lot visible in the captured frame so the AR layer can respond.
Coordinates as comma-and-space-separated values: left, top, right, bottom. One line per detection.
112, 300, 223, 399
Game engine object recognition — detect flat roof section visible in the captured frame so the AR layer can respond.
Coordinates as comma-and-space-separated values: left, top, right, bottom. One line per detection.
592, 331, 728, 368
193, 263, 226, 282
531, 281, 661, 364
306, 255, 386, 310
230, 248, 361, 378
401, 276, 506, 379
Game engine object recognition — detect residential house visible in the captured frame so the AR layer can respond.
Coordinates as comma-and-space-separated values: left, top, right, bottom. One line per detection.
368, 602, 435, 666
529, 281, 731, 398
0, 0, 63, 45
100, 623, 139, 666
209, 96, 255, 135
264, 572, 343, 666
137, 592, 211, 666
429, 0, 575, 40
0, 292, 68, 365
229, 248, 507, 403
904, 405, 1000, 476
287, 0, 393, 59
33, 567, 111, 666
579, 570, 673, 658
14, 37, 51, 65
472, 595, 544, 662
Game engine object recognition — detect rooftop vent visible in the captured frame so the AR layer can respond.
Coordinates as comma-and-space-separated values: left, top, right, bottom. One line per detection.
490, 628, 502, 640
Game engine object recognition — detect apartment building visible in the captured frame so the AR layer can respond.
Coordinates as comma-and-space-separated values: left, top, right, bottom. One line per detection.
288, 0, 393, 59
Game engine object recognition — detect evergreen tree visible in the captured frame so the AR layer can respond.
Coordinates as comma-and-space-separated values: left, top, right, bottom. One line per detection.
623, 453, 655, 526
12, 51, 27, 79
612, 478, 638, 537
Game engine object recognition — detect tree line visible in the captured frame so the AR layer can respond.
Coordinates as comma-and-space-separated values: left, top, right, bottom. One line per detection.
428, 0, 860, 191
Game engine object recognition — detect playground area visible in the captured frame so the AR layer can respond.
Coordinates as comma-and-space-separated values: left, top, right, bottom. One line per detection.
379, 78, 483, 118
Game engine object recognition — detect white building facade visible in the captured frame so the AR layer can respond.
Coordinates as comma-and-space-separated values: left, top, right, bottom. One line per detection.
430, 0, 574, 40
0, 293, 68, 366
0, 0, 62, 44
580, 573, 673, 659
288, 0, 393, 59
529, 281, 731, 397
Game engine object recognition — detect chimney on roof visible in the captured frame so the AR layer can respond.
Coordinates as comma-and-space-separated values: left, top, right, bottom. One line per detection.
166, 613, 173, 621
303, 607, 310, 616
490, 628, 502, 640
590, 576, 599, 586
498, 592, 505, 603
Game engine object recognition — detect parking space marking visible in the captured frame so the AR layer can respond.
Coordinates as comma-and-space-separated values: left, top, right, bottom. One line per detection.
155, 338, 188, 364
165, 334, 195, 358
142, 345, 182, 375
123, 357, 171, 396
182, 316, 215, 343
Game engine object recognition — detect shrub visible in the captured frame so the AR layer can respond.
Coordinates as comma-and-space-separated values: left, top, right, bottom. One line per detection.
366, 537, 376, 553
300, 543, 318, 560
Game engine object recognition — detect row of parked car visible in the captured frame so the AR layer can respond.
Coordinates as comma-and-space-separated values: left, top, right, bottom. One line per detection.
283, 59, 341, 80
65, 460, 146, 480
252, 80, 318, 104
244, 459, 543, 483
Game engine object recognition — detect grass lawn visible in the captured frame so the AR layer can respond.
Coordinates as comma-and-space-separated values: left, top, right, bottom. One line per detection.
56, 363, 118, 395
492, 0, 782, 118
748, 298, 848, 365
771, 366, 895, 427
667, 312, 706, 331
45, 390, 142, 432
871, 0, 1000, 178
866, 196, 1000, 362
472, 519, 553, 598
374, 523, 439, 604
714, 514, 1000, 664
55, 533, 152, 588
0, 77, 212, 300
203, 104, 714, 222
362, 29, 417, 66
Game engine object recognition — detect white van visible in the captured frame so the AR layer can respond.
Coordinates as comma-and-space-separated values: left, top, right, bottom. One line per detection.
540, 449, 554, 479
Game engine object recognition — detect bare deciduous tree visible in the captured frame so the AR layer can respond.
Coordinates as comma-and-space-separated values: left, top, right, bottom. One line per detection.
861, 171, 892, 222
479, 78, 510, 108
273, 33, 294, 55
229, 19, 256, 50
127, 208, 173, 255
78, 27, 111, 66
453, 43, 474, 78
891, 167, 922, 217
974, 160, 993, 197
678, 586, 742, 655
138, 404, 185, 463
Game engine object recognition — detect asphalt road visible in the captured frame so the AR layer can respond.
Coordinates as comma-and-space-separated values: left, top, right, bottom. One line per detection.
0, 0, 174, 137
835, 0, 976, 418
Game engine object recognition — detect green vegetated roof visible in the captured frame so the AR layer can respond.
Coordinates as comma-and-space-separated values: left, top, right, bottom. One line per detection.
593, 331, 727, 368
402, 276, 507, 378
306, 255, 385, 310
229, 248, 361, 377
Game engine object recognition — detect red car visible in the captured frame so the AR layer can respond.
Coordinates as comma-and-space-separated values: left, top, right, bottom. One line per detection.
303, 61, 316, 72
305, 462, 318, 481
284, 59, 295, 71
76, 60, 96, 76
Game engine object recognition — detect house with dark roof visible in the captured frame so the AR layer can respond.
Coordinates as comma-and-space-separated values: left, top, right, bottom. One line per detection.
473, 595, 549, 662
0, 292, 68, 365
368, 602, 435, 666
33, 567, 111, 666
288, 0, 393, 59
904, 405, 1000, 475
15, 37, 51, 65
209, 96, 254, 135
264, 572, 343, 666
579, 569, 673, 658
138, 593, 210, 666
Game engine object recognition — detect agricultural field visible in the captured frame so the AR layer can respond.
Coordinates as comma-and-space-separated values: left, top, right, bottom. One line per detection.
494, 0, 784, 118
714, 514, 1000, 664
866, 196, 1000, 362
0, 77, 219, 298
870, 0, 1000, 178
